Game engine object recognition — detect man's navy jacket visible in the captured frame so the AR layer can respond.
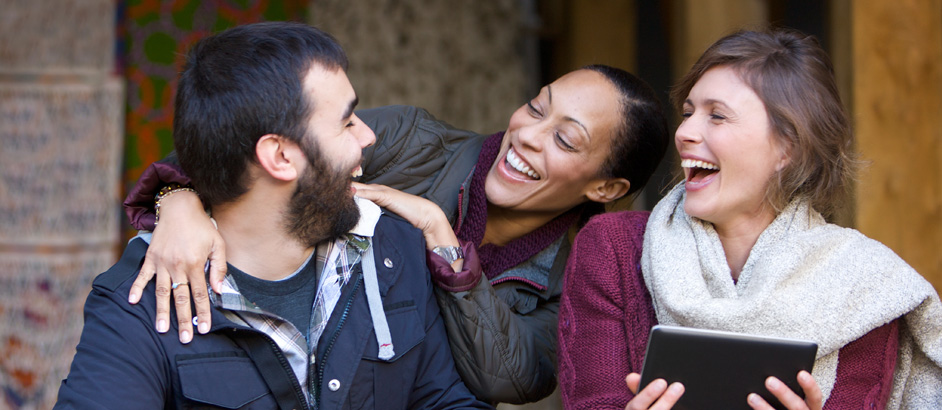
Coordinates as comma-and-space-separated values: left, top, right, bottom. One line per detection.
55, 214, 491, 409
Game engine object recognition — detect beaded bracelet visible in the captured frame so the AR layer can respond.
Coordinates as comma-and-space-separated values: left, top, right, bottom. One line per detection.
154, 184, 197, 226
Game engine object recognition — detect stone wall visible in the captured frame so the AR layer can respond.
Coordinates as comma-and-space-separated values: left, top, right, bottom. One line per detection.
0, 1, 123, 408
311, 0, 538, 134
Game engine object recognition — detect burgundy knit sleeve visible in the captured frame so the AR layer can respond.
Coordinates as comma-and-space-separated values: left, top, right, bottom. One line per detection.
427, 240, 481, 292
823, 319, 899, 409
123, 161, 191, 231
557, 211, 656, 410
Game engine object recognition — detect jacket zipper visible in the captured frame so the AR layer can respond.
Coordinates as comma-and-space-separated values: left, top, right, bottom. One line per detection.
313, 272, 363, 408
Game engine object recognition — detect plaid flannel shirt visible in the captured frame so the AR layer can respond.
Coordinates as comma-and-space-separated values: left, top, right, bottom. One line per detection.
209, 197, 381, 406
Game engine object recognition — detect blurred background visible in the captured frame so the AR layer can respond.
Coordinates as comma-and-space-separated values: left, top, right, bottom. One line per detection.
0, 1, 939, 408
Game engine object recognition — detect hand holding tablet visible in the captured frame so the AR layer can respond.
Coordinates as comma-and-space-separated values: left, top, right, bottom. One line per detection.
630, 325, 819, 410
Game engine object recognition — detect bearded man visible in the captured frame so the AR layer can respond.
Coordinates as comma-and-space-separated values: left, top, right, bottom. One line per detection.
55, 22, 489, 410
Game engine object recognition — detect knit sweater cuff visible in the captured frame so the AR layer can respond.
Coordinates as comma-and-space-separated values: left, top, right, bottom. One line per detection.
427, 240, 481, 292
124, 161, 191, 231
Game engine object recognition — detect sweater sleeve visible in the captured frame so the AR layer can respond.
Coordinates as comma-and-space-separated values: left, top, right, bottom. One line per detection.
557, 211, 655, 410
427, 240, 482, 292
823, 319, 900, 409
123, 152, 189, 231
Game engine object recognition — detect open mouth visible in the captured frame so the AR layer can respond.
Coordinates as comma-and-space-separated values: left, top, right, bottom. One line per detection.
681, 158, 719, 184
506, 147, 541, 180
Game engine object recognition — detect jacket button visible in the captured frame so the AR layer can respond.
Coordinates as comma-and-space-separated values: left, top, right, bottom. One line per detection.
328, 379, 341, 391
383, 258, 394, 268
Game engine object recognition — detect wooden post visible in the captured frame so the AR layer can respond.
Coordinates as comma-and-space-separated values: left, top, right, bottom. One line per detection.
670, 0, 768, 79
851, 0, 942, 294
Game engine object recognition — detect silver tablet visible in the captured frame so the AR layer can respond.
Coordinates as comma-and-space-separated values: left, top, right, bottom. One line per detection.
638, 325, 818, 410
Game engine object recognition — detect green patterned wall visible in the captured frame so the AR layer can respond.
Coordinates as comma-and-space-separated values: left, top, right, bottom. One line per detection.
122, 0, 308, 204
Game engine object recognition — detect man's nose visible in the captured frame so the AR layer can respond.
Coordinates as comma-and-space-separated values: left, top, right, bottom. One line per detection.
354, 114, 376, 148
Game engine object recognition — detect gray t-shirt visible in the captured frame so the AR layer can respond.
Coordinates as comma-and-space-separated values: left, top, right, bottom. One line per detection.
228, 255, 318, 337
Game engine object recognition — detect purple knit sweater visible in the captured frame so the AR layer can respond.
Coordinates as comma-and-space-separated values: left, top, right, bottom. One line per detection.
558, 210, 900, 410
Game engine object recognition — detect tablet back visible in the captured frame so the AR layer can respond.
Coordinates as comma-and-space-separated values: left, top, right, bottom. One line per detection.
639, 325, 818, 410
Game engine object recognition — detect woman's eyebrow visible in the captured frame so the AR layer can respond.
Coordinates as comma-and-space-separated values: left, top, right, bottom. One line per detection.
548, 85, 589, 139
566, 116, 589, 139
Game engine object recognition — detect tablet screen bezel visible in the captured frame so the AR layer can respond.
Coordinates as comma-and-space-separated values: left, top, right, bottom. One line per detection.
638, 325, 818, 410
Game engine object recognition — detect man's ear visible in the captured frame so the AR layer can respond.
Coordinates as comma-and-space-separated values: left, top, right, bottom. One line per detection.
586, 177, 631, 204
256, 134, 302, 182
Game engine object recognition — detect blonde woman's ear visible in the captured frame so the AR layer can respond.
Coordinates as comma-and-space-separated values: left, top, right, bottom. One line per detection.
775, 141, 792, 172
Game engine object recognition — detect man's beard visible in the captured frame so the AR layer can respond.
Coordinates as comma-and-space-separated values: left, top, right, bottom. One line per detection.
285, 138, 360, 246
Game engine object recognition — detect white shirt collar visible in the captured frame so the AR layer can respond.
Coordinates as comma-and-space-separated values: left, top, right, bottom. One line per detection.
350, 196, 382, 237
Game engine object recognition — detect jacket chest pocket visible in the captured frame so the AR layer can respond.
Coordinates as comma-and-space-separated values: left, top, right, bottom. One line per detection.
347, 302, 423, 409
177, 353, 280, 409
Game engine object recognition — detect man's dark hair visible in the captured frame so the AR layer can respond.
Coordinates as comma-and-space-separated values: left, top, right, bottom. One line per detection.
173, 22, 348, 206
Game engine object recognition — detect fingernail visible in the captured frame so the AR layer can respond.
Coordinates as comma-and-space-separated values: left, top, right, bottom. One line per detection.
669, 382, 684, 394
748, 393, 762, 405
653, 379, 667, 390
798, 371, 811, 382
198, 322, 209, 334
767, 377, 781, 389
157, 319, 168, 333
128, 292, 139, 304
181, 330, 192, 344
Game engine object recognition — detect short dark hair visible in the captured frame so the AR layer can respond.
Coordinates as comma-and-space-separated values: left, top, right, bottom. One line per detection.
173, 22, 348, 207
583, 64, 670, 196
670, 28, 856, 218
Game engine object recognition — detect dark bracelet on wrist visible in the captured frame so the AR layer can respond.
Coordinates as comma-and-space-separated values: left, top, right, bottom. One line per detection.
154, 184, 197, 225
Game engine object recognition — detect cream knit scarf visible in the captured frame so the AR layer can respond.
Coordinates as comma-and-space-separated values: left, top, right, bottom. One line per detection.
642, 184, 942, 409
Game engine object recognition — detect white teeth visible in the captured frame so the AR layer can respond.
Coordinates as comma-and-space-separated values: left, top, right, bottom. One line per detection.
681, 159, 719, 170
507, 148, 541, 179
351, 167, 363, 178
